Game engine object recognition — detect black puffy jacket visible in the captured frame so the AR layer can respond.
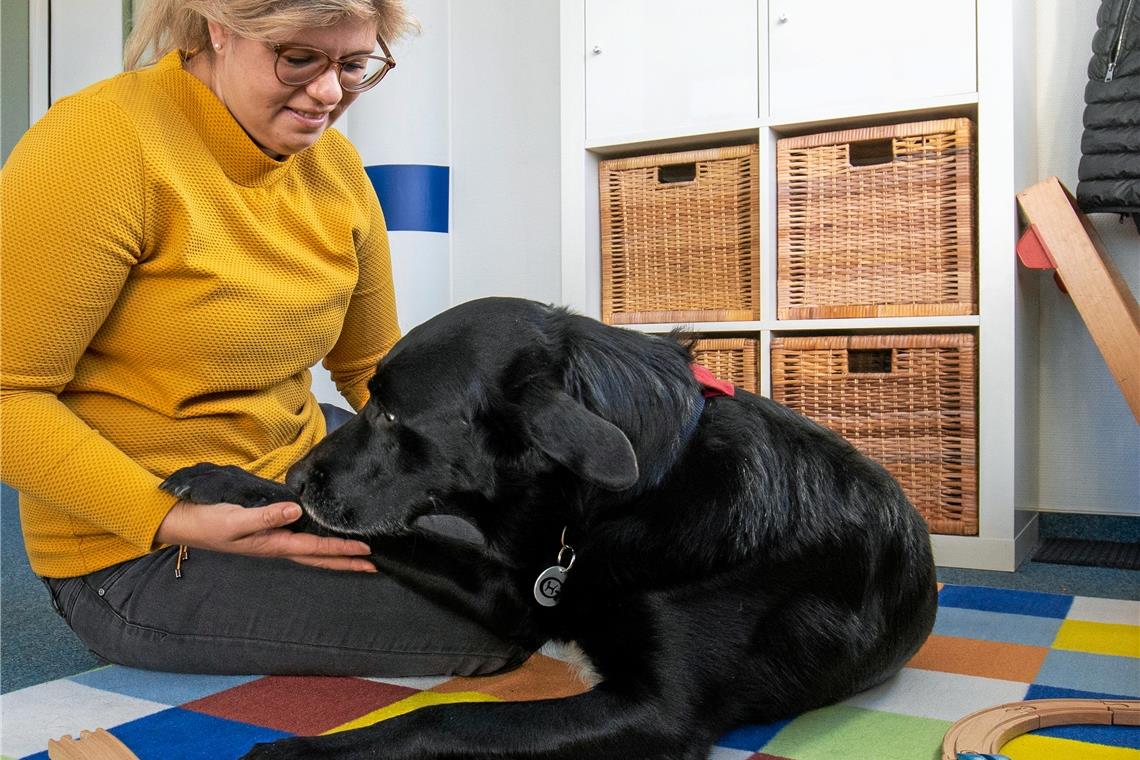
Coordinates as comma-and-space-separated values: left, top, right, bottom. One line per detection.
1077, 0, 1140, 222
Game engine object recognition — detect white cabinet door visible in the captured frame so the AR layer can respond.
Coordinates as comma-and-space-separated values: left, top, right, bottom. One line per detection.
768, 0, 976, 119
29, 0, 124, 121
585, 0, 758, 141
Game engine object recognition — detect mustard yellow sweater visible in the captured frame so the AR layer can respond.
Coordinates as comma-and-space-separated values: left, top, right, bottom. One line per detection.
1, 52, 400, 578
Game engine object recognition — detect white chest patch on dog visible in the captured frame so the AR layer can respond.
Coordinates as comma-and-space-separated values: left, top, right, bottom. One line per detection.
540, 640, 602, 688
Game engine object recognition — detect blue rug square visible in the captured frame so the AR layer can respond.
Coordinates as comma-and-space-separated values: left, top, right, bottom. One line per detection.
937, 585, 1073, 619
21, 708, 289, 760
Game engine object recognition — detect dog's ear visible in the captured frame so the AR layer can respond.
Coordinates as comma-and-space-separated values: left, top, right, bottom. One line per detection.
526, 391, 638, 491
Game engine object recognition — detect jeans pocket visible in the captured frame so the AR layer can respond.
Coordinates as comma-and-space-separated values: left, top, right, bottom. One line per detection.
82, 559, 139, 607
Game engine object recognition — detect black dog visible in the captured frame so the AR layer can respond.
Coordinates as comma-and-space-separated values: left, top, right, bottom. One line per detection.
162, 296, 938, 760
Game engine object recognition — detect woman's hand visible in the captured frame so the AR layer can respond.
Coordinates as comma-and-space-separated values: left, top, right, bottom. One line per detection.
156, 499, 376, 572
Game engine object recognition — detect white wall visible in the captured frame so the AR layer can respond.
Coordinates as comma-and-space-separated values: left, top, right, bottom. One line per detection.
312, 0, 454, 408
314, 0, 563, 408
342, 0, 452, 334
1034, 0, 1140, 516
28, 0, 122, 121
448, 0, 562, 306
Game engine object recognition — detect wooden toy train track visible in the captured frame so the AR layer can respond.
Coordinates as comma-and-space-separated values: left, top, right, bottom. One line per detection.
48, 729, 139, 760
941, 698, 1139, 760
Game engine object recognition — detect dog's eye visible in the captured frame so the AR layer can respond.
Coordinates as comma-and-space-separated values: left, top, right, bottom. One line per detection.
368, 404, 397, 425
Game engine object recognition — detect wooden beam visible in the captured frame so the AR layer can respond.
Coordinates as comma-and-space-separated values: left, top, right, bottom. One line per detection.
1016, 177, 1140, 424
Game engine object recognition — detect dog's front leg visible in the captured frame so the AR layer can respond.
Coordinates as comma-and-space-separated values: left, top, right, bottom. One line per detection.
160, 463, 297, 508
241, 689, 712, 760
366, 533, 533, 638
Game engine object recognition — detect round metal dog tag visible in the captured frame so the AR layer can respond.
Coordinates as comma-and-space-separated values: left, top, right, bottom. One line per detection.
533, 565, 568, 607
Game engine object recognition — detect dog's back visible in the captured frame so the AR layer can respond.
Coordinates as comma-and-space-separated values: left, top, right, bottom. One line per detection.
536, 306, 938, 724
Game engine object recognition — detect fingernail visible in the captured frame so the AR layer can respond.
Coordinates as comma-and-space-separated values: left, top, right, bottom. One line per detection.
283, 505, 302, 520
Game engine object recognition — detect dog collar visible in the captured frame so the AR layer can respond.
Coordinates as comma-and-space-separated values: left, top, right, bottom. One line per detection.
679, 363, 734, 444
691, 363, 735, 398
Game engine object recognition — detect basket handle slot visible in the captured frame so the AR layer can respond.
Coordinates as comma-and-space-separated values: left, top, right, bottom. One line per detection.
848, 138, 895, 167
847, 348, 893, 374
657, 163, 697, 184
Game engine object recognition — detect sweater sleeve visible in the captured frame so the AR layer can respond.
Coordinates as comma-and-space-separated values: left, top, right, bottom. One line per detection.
0, 95, 178, 550
323, 188, 401, 411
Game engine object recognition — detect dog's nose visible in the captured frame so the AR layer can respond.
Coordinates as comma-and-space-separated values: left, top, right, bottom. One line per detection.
285, 461, 309, 495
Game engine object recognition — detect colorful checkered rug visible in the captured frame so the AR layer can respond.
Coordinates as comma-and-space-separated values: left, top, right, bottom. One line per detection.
2, 584, 1137, 760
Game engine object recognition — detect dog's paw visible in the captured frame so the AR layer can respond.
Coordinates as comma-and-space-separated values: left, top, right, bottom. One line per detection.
159, 463, 298, 508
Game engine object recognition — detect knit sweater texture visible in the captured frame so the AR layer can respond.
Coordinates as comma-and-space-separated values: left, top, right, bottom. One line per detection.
1, 52, 400, 578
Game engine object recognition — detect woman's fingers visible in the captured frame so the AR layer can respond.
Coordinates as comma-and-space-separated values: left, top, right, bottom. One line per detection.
286, 555, 379, 573
249, 501, 304, 531
241, 523, 372, 558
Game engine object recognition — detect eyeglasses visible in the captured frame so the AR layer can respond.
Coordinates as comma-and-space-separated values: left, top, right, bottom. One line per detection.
272, 35, 396, 93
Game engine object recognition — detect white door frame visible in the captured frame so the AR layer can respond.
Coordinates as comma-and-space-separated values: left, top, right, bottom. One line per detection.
28, 0, 49, 122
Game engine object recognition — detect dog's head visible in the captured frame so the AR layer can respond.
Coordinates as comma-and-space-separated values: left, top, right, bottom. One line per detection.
288, 298, 695, 537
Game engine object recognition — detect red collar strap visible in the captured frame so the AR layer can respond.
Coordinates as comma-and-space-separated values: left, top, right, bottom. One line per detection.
690, 363, 736, 398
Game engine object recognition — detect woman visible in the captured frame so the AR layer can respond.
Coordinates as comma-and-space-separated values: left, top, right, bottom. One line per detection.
0, 0, 526, 677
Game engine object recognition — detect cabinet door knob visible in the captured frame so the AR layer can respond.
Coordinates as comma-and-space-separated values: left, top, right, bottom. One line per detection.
777, 13, 789, 23
592, 45, 603, 55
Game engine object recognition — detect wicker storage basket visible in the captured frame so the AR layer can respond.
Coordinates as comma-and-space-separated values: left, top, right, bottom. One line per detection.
691, 338, 758, 394
600, 144, 760, 324
776, 118, 976, 319
770, 333, 977, 536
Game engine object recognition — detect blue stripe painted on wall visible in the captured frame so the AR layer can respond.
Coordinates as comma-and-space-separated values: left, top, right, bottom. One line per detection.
365, 164, 449, 233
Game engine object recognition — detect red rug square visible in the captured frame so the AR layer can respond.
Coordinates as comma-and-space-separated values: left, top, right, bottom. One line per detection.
184, 675, 420, 735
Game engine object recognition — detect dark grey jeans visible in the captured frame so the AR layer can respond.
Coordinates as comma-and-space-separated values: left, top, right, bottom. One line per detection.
41, 404, 528, 678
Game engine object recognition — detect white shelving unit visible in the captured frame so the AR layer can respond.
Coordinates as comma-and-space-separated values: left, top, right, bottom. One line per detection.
559, 0, 1041, 571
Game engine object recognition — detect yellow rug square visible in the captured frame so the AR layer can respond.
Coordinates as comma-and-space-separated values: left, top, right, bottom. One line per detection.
1053, 619, 1140, 658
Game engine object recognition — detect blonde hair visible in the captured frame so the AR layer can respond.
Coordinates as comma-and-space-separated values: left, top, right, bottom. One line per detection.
124, 0, 417, 70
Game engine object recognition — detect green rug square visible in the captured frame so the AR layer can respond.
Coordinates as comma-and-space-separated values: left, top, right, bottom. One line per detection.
763, 704, 951, 760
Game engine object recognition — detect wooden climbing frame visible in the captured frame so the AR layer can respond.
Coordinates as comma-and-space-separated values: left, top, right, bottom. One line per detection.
1016, 176, 1140, 423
